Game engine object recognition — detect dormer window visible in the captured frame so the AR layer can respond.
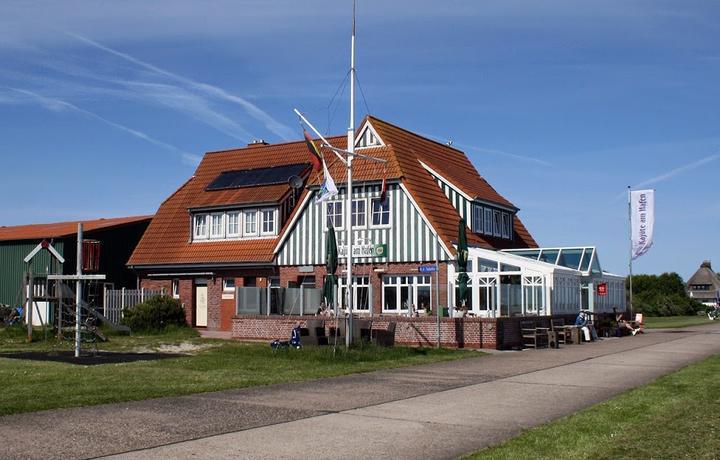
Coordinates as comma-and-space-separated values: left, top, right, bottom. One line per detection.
472, 203, 513, 240
192, 207, 278, 241
194, 215, 208, 239
355, 124, 383, 149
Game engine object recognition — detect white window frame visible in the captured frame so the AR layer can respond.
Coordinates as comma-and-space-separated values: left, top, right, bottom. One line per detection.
209, 212, 225, 239
338, 275, 370, 311
501, 212, 511, 239
226, 211, 240, 238
493, 210, 502, 237
223, 278, 236, 292
171, 279, 180, 298
370, 197, 391, 228
381, 275, 432, 313
324, 201, 344, 230
260, 208, 277, 235
472, 204, 483, 233
244, 210, 258, 236
193, 214, 209, 240
351, 198, 367, 228
483, 208, 493, 235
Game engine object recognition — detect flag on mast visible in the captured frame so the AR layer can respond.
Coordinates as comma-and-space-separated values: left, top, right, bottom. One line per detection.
379, 176, 387, 204
315, 159, 338, 203
630, 189, 655, 260
303, 129, 323, 171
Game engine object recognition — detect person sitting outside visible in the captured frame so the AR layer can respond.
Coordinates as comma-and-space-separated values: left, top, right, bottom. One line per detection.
615, 313, 641, 336
574, 310, 598, 341
289, 322, 302, 349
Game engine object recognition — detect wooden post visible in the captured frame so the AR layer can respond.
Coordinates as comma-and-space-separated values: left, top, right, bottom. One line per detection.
27, 269, 35, 342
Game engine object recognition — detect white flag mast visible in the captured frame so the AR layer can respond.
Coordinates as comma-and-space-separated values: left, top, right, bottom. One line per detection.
293, 0, 386, 347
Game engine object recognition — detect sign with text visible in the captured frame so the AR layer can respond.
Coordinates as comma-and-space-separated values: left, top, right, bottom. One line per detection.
338, 243, 388, 258
630, 189, 655, 260
418, 265, 437, 273
597, 282, 608, 297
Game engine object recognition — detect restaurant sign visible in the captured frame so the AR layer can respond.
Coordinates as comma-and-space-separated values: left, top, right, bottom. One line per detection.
597, 282, 608, 297
338, 242, 388, 258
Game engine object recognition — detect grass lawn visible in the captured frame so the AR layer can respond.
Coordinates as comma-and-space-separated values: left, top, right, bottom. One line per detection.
0, 325, 476, 416
465, 354, 720, 460
644, 315, 713, 329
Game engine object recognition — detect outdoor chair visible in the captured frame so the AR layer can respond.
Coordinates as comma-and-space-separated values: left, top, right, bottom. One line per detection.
371, 321, 396, 347
520, 320, 548, 349
632, 313, 645, 333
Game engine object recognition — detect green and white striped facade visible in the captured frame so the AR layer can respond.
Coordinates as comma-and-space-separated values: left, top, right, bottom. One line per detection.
276, 182, 451, 266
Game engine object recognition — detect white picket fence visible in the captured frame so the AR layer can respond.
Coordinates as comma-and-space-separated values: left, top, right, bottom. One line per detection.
103, 287, 166, 324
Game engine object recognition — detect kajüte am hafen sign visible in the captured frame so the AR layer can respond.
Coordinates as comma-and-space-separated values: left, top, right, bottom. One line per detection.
630, 189, 655, 260
338, 240, 388, 258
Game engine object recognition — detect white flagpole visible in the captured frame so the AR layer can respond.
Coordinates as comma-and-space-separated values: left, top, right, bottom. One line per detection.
627, 185, 633, 316
345, 0, 356, 347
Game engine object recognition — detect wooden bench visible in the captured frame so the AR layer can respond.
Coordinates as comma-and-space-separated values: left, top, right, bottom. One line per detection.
520, 320, 549, 349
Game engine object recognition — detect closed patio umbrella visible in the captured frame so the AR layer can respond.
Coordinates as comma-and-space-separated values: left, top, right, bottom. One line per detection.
457, 219, 470, 309
323, 226, 338, 313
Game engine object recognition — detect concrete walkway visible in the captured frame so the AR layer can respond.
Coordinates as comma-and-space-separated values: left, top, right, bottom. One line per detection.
3, 322, 719, 460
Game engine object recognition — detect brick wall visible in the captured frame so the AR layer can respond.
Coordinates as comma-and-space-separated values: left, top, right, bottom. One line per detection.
231, 314, 497, 349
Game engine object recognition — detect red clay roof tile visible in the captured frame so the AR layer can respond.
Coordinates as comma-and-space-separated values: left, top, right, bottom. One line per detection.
0, 216, 152, 242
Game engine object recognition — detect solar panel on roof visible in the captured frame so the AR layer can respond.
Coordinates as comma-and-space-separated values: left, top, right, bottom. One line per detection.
206, 163, 310, 191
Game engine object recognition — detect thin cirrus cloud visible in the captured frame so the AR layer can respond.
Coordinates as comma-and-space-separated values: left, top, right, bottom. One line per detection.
4, 87, 201, 165
65, 32, 297, 141
419, 132, 552, 166
631, 153, 720, 189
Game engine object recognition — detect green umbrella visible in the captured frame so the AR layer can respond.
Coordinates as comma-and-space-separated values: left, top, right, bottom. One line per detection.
457, 218, 469, 307
323, 226, 338, 310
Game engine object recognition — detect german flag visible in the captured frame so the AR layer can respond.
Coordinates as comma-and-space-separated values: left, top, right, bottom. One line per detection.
303, 129, 323, 171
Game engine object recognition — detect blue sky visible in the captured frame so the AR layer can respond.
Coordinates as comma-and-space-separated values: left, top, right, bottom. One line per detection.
0, 0, 718, 279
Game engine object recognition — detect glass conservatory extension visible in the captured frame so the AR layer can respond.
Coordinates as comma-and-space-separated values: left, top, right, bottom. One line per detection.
447, 246, 626, 317
502, 247, 626, 314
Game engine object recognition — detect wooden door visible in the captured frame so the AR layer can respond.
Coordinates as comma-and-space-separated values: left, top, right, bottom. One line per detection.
195, 285, 208, 327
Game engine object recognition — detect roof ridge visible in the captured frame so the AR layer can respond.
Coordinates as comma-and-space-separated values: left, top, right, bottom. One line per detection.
204, 135, 347, 155
367, 115, 466, 155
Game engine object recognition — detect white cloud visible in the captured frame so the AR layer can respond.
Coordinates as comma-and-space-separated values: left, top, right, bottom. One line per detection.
632, 153, 720, 189
66, 32, 296, 140
4, 87, 200, 165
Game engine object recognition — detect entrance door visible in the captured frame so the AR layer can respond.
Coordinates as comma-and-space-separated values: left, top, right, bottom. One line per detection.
195, 282, 208, 327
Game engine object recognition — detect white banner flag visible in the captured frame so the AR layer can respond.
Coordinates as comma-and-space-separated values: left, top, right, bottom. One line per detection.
315, 160, 338, 204
630, 189, 655, 260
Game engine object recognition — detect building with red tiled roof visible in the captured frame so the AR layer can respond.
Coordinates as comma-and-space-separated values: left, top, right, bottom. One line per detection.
0, 215, 152, 308
129, 116, 537, 331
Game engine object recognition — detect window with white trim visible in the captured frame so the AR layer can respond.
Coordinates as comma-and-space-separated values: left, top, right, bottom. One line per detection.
352, 199, 366, 227
472, 204, 483, 233
194, 214, 208, 239
172, 279, 179, 298
493, 210, 502, 237
355, 125, 382, 148
223, 278, 235, 292
371, 198, 390, 227
338, 275, 370, 311
483, 208, 493, 235
244, 210, 258, 235
325, 201, 343, 229
261, 209, 276, 235
382, 275, 432, 312
501, 212, 511, 239
209, 213, 224, 239
226, 211, 240, 237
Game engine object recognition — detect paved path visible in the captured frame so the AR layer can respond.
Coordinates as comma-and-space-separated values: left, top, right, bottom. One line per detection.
3, 322, 719, 460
